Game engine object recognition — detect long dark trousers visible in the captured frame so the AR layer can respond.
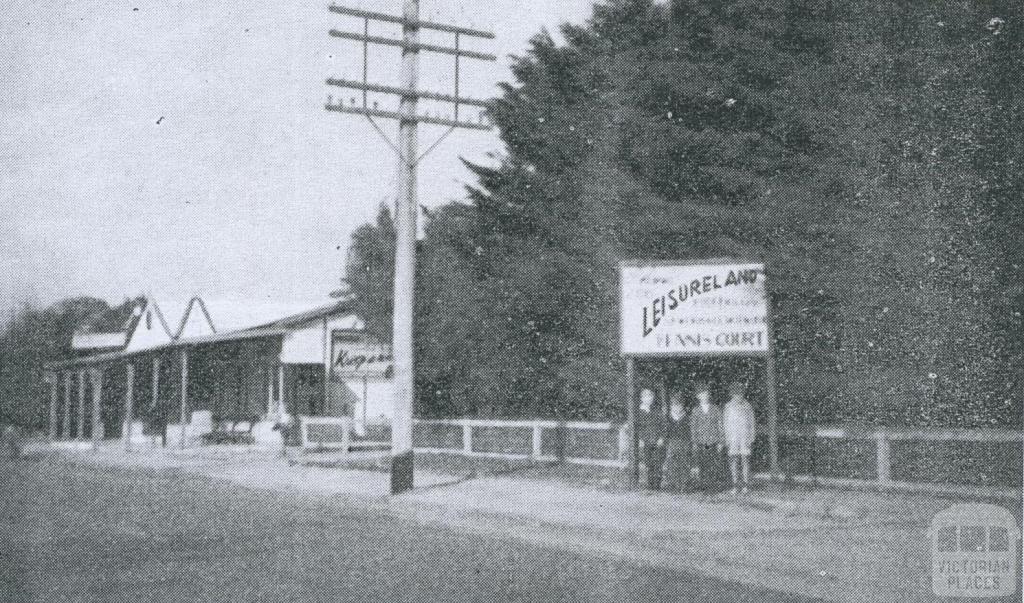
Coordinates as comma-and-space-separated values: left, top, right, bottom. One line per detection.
693, 444, 724, 492
644, 444, 666, 490
662, 439, 692, 493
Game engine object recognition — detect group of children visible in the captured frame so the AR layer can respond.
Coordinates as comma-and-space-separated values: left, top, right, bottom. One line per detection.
636, 381, 756, 495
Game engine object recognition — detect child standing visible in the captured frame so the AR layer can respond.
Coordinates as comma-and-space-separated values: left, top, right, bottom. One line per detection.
723, 381, 756, 494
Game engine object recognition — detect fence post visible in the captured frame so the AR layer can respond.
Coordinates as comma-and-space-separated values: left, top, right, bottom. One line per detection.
875, 431, 891, 484
617, 424, 628, 463
532, 423, 543, 458
341, 418, 351, 456
300, 418, 309, 451
462, 422, 473, 455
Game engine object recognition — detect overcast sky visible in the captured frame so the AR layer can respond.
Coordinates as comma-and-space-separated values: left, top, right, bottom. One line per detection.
0, 0, 595, 315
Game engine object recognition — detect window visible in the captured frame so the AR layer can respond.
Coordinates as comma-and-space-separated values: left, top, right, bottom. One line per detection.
959, 526, 986, 553
937, 526, 957, 552
990, 526, 1009, 552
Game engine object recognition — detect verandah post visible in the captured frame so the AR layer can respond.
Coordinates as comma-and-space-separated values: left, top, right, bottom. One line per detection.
124, 362, 135, 451
62, 372, 72, 440
278, 364, 285, 418
47, 372, 57, 442
77, 369, 86, 440
266, 365, 274, 418
179, 348, 188, 449
91, 367, 103, 451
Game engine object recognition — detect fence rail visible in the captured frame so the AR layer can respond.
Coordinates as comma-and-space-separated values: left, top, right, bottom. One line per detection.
298, 416, 351, 451
787, 425, 1021, 443
296, 415, 1022, 494
413, 418, 628, 468
297, 415, 391, 451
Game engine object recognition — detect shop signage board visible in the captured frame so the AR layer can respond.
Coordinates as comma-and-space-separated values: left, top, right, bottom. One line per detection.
330, 333, 393, 379
619, 260, 768, 356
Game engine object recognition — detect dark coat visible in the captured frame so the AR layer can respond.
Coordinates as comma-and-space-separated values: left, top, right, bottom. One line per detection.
636, 407, 665, 444
665, 413, 690, 442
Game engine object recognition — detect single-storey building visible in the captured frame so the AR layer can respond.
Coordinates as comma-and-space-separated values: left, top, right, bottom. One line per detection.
42, 295, 393, 449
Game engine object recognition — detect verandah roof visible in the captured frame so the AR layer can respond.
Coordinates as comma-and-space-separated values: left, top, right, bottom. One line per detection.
44, 326, 290, 370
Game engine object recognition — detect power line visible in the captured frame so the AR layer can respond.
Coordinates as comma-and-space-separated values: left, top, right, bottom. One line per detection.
325, 1, 495, 495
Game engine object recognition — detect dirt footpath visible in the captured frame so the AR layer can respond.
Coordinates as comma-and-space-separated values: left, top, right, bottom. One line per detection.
33, 443, 1024, 602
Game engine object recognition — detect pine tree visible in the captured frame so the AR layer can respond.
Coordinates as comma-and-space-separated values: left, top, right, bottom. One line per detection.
343, 0, 1022, 427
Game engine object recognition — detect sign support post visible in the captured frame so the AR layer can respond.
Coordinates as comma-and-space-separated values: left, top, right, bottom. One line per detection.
625, 356, 638, 489
765, 310, 780, 479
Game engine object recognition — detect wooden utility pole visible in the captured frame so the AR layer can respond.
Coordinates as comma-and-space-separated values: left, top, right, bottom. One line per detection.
388, 0, 420, 495
325, 1, 494, 494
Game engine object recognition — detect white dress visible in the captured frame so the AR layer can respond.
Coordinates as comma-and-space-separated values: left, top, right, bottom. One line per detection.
722, 398, 755, 456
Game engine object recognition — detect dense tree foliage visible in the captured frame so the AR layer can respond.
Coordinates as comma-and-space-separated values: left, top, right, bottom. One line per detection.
347, 0, 1022, 426
345, 206, 396, 342
0, 297, 142, 429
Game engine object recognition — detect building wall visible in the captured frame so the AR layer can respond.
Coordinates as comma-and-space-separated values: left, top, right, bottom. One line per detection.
343, 377, 393, 424
197, 338, 279, 422
278, 314, 393, 424
279, 314, 362, 365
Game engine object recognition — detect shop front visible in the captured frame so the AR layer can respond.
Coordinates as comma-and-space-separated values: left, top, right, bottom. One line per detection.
42, 296, 393, 450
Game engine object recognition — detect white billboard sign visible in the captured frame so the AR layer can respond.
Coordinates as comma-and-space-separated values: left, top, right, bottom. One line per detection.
620, 261, 768, 356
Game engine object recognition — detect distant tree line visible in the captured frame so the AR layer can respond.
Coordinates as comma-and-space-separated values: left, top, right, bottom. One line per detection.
0, 297, 142, 429
346, 0, 1022, 427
